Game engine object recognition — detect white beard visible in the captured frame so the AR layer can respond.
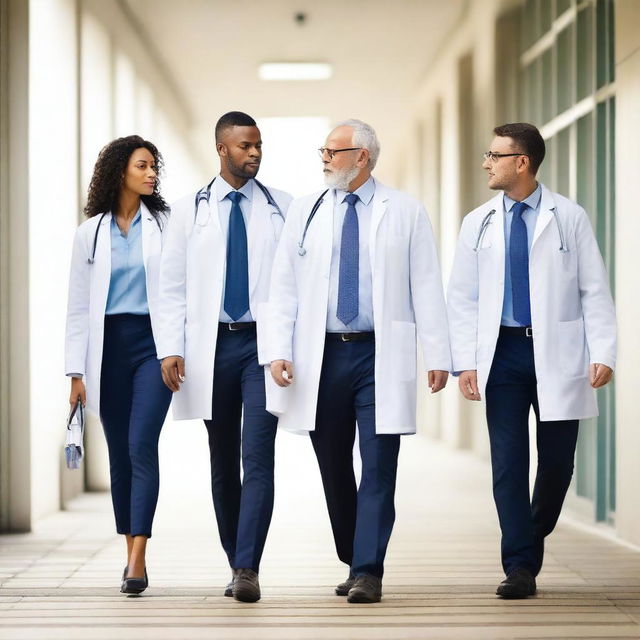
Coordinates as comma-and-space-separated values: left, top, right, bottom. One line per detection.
323, 165, 360, 191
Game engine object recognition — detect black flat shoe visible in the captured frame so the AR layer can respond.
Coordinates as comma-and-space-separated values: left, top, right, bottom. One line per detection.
347, 574, 382, 603
335, 572, 356, 596
232, 568, 260, 602
224, 569, 238, 597
120, 566, 128, 591
121, 568, 148, 595
496, 568, 536, 599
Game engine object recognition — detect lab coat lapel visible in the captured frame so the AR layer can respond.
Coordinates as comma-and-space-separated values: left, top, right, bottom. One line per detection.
140, 202, 157, 269
369, 182, 389, 272
531, 184, 555, 248
247, 180, 267, 300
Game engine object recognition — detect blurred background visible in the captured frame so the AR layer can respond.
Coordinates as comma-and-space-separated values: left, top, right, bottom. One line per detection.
1, 0, 639, 552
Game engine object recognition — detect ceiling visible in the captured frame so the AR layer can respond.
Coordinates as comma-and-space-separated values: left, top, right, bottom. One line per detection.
123, 0, 466, 180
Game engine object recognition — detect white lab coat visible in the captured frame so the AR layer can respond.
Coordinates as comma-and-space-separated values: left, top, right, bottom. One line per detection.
264, 180, 451, 435
155, 180, 292, 420
447, 184, 617, 421
65, 203, 168, 416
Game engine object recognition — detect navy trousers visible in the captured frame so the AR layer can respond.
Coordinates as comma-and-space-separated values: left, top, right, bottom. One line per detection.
485, 331, 579, 576
100, 314, 172, 537
203, 326, 277, 572
310, 336, 400, 579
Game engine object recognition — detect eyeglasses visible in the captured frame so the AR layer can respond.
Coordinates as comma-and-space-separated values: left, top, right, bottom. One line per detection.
317, 147, 363, 160
483, 151, 529, 163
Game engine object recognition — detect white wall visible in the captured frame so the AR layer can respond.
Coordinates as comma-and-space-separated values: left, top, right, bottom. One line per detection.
29, 0, 79, 520
614, 0, 640, 547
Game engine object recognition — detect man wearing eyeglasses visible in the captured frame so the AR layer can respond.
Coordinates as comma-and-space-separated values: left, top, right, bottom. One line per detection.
265, 119, 451, 603
447, 122, 616, 599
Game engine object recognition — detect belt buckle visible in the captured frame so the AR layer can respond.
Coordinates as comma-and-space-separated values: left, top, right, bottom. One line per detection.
228, 322, 240, 331
525, 327, 533, 338
341, 333, 351, 342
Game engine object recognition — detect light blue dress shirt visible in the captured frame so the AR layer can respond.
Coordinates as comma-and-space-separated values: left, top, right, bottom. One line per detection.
501, 183, 542, 326
326, 176, 375, 332
216, 175, 254, 323
105, 209, 149, 315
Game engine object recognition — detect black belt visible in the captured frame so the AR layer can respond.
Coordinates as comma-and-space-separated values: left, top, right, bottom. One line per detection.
325, 331, 375, 343
218, 321, 256, 331
499, 325, 533, 338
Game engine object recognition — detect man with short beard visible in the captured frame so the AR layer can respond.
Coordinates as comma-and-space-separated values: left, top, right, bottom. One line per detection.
156, 111, 292, 602
266, 119, 451, 603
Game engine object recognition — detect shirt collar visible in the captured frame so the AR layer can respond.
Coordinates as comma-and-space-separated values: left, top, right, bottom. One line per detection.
336, 175, 376, 206
216, 175, 253, 202
504, 183, 542, 213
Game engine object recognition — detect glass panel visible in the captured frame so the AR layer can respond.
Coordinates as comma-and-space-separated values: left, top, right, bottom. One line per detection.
556, 126, 571, 195
577, 112, 594, 220
541, 48, 553, 123
608, 0, 615, 82
556, 0, 571, 18
577, 5, 594, 101
556, 24, 574, 114
540, 0, 552, 32
522, 0, 537, 51
538, 135, 553, 188
576, 418, 596, 501
596, 0, 611, 88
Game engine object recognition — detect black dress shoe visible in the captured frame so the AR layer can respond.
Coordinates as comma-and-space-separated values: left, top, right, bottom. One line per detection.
496, 568, 536, 599
224, 569, 238, 597
233, 568, 260, 602
347, 574, 382, 603
335, 572, 356, 596
121, 568, 148, 595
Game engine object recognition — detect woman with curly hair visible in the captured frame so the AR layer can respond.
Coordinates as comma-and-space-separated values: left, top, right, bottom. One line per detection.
65, 135, 172, 595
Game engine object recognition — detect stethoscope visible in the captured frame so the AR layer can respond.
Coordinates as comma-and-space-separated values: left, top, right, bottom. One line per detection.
87, 209, 163, 264
474, 207, 568, 252
194, 177, 285, 227
297, 190, 329, 256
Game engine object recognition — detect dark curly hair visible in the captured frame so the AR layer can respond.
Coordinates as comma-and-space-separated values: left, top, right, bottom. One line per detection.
84, 135, 169, 219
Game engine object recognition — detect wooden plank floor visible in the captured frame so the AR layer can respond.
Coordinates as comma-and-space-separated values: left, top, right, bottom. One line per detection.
1, 421, 639, 640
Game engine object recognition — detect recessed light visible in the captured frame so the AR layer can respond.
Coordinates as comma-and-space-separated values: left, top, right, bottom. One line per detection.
258, 63, 332, 81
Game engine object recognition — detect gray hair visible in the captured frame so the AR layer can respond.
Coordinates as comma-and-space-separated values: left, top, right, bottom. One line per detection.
334, 119, 380, 170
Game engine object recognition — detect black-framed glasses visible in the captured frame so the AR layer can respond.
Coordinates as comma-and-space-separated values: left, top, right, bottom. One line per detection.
318, 147, 363, 160
483, 151, 529, 163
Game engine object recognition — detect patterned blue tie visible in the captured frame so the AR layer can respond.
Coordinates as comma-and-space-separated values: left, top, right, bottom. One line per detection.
224, 191, 249, 321
510, 201, 531, 326
337, 193, 360, 326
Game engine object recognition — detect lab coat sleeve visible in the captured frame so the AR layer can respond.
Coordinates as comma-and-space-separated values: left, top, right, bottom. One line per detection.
65, 225, 91, 377
575, 208, 617, 369
410, 205, 452, 372
446, 214, 480, 373
155, 202, 188, 359
264, 204, 300, 364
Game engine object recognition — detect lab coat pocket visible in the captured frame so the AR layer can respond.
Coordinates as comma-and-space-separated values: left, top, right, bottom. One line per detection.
391, 321, 417, 382
558, 317, 589, 378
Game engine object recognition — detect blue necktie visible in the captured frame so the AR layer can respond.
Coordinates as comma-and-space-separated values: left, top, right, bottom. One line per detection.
510, 201, 531, 326
224, 191, 249, 321
337, 193, 360, 326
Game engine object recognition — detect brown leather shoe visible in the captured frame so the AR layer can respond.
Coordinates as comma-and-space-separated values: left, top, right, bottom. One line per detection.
224, 569, 238, 597
335, 572, 356, 596
233, 568, 261, 602
347, 574, 382, 603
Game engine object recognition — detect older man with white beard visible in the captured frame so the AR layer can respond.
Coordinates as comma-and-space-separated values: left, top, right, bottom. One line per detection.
265, 120, 451, 603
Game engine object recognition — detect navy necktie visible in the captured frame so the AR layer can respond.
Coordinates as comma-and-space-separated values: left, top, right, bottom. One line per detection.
510, 201, 531, 326
224, 191, 249, 321
337, 193, 360, 326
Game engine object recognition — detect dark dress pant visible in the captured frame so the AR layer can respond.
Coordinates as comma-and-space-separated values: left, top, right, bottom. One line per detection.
485, 331, 579, 576
203, 326, 277, 572
100, 313, 172, 537
310, 336, 400, 579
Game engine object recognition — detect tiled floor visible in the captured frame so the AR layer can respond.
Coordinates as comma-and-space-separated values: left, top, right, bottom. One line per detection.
1, 425, 639, 639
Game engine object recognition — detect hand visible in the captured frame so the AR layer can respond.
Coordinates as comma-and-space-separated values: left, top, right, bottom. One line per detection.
69, 377, 86, 407
161, 356, 185, 392
590, 363, 613, 388
271, 360, 294, 387
459, 370, 480, 400
428, 370, 448, 393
